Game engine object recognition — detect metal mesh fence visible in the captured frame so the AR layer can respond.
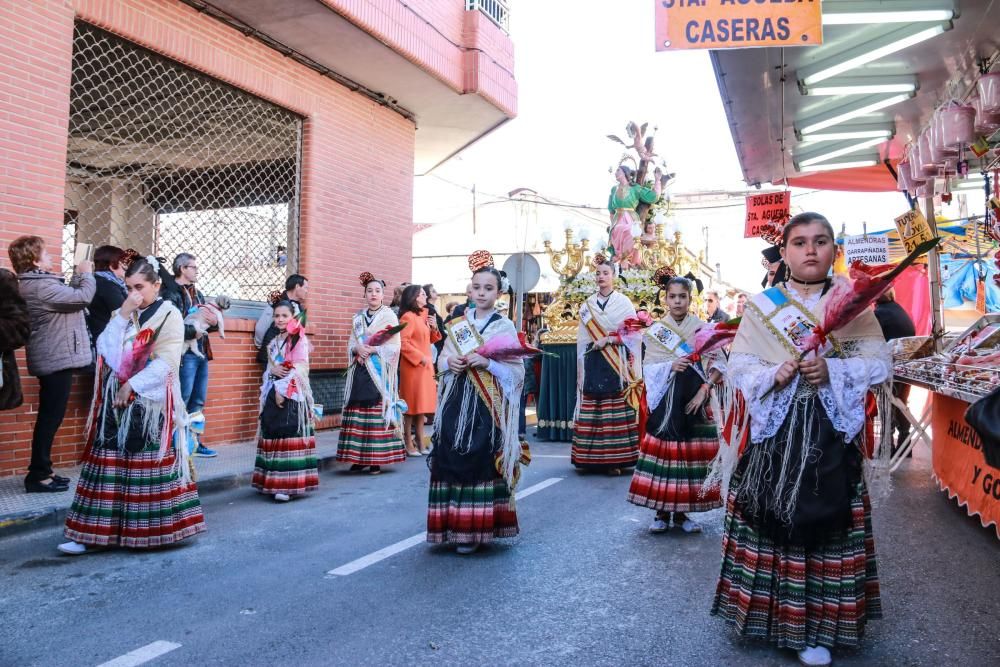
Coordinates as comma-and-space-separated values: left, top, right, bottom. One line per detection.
64, 23, 302, 302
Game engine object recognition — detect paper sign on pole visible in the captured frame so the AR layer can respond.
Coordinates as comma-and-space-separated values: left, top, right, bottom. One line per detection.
893, 209, 935, 254
843, 234, 890, 265
654, 0, 823, 52
744, 191, 791, 238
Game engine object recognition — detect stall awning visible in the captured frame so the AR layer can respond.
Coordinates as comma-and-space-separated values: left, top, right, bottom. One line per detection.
785, 162, 899, 193
710, 1, 1000, 189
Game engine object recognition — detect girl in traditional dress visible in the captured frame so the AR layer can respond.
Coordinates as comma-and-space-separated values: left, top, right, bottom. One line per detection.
398, 284, 441, 456
571, 256, 641, 475
710, 213, 891, 667
252, 300, 318, 502
627, 272, 722, 533
337, 272, 407, 474
59, 257, 205, 555
428, 253, 525, 555
607, 165, 659, 268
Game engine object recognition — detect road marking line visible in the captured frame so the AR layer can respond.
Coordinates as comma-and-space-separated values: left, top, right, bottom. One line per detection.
327, 532, 427, 576
326, 477, 563, 577
97, 641, 181, 667
514, 476, 563, 499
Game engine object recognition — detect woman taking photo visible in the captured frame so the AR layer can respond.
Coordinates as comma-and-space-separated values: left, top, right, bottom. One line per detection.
9, 235, 95, 494
86, 245, 128, 342
571, 256, 641, 475
398, 284, 440, 456
59, 257, 205, 555
710, 213, 891, 667
252, 300, 319, 501
428, 253, 525, 554
337, 272, 407, 474
627, 271, 722, 534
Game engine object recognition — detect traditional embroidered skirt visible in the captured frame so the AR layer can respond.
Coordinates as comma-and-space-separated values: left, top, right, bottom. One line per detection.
252, 435, 319, 496
427, 373, 519, 544
64, 443, 205, 548
711, 479, 882, 650
627, 422, 721, 513
571, 393, 639, 469
336, 401, 406, 466
426, 479, 518, 545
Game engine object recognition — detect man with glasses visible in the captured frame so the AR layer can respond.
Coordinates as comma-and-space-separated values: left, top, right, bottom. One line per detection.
704, 290, 730, 324
164, 252, 217, 457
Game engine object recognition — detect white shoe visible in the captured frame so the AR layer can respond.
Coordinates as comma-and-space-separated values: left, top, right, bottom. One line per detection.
648, 518, 669, 534
57, 541, 87, 556
274, 493, 291, 502
455, 543, 480, 555
680, 519, 702, 534
797, 645, 832, 666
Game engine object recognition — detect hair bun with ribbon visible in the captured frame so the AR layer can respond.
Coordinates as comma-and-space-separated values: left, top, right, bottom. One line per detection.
652, 265, 676, 287
591, 252, 609, 268
468, 250, 495, 273
145, 255, 161, 273
121, 248, 140, 268
268, 290, 283, 306
359, 271, 376, 287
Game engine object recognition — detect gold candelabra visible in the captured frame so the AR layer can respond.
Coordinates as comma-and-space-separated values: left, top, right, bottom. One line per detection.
639, 226, 698, 275
543, 228, 590, 281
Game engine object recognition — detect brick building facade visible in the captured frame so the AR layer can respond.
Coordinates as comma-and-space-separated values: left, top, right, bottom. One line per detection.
0, 0, 516, 476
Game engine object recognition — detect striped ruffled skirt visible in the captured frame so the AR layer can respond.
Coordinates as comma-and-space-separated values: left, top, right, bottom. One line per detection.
627, 424, 722, 513
252, 435, 319, 496
64, 444, 206, 548
336, 402, 406, 466
426, 479, 519, 545
711, 479, 882, 650
571, 393, 639, 469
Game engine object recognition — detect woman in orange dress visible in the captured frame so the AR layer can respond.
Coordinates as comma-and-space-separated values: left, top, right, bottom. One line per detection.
398, 284, 441, 455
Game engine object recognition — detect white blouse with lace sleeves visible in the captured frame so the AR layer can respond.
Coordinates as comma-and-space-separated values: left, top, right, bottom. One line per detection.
727, 350, 802, 443
817, 339, 892, 442
96, 313, 128, 373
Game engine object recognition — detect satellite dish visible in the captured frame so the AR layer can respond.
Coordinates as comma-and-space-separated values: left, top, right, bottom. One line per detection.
502, 253, 541, 293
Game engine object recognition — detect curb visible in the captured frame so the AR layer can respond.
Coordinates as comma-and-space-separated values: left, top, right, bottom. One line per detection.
0, 453, 343, 540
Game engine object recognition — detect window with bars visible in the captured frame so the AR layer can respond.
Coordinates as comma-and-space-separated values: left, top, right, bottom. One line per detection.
64, 23, 303, 302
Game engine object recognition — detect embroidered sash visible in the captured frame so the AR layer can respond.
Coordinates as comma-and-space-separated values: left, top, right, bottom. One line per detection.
579, 299, 644, 422
747, 286, 842, 359
644, 321, 694, 358
446, 316, 507, 429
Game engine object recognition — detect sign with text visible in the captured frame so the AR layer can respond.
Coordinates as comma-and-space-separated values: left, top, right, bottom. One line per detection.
654, 0, 823, 51
843, 234, 889, 265
744, 191, 790, 238
893, 209, 935, 254
932, 394, 1000, 539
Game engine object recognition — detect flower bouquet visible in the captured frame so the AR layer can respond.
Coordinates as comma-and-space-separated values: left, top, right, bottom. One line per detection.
364, 322, 407, 347
685, 317, 742, 363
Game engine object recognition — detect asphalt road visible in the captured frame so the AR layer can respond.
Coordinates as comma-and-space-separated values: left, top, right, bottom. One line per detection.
1, 439, 998, 667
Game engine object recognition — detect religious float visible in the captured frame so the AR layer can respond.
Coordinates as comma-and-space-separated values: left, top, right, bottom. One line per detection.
534, 122, 719, 441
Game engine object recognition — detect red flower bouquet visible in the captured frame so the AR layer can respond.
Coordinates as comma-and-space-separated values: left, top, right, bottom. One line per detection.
611, 310, 654, 344
116, 320, 167, 383
365, 323, 407, 347
686, 317, 742, 363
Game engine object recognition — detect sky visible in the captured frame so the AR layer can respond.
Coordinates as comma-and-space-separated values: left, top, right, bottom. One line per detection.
412, 1, 980, 291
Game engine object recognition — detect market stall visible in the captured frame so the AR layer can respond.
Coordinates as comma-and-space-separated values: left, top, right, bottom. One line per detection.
894, 316, 1000, 537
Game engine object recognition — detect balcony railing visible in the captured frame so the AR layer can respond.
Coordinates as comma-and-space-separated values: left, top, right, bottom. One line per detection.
466, 0, 510, 32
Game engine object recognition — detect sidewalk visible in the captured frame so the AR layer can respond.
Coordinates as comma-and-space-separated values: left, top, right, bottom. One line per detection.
0, 430, 343, 538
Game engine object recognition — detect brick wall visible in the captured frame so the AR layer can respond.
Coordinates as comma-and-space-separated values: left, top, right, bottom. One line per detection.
0, 0, 444, 475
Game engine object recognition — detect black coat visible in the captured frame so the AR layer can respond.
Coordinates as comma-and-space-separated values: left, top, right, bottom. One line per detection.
86, 273, 127, 343
0, 268, 31, 410
874, 301, 916, 342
